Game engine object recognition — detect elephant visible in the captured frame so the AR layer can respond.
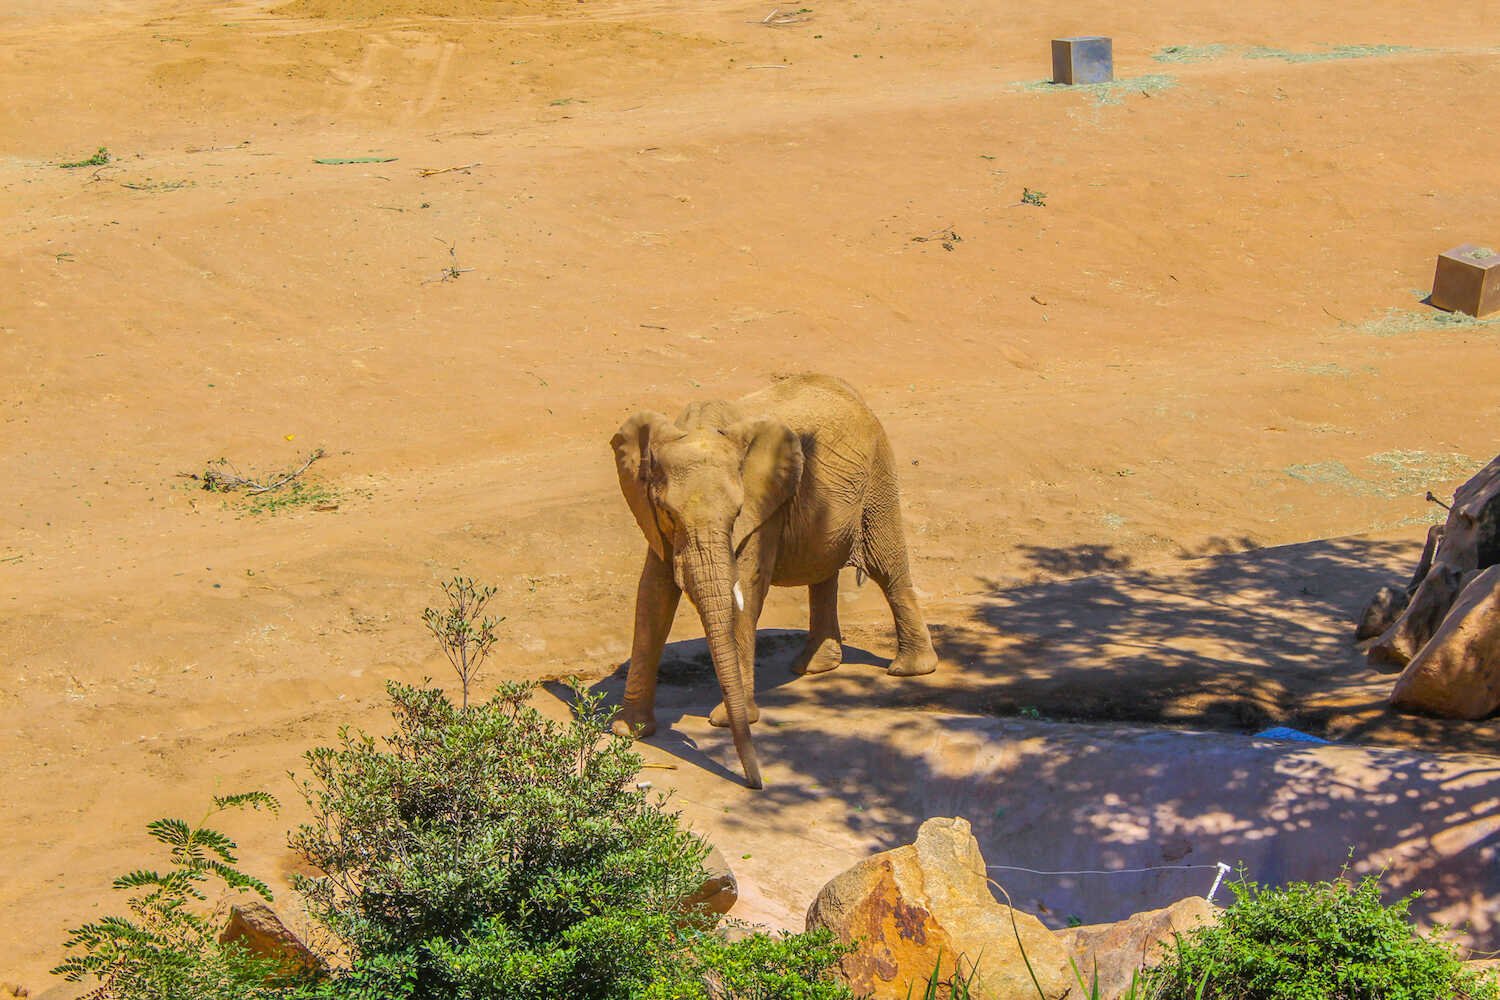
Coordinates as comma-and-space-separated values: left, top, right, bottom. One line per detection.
609, 373, 939, 789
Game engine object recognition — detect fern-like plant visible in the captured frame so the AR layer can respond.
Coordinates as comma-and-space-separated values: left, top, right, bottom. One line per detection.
52, 792, 294, 1000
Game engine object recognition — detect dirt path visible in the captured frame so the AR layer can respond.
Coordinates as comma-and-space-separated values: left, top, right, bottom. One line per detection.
3, 0, 1499, 989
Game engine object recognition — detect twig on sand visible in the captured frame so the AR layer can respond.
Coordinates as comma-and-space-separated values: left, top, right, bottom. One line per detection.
186, 140, 251, 153
754, 7, 810, 24
419, 162, 482, 177
424, 267, 474, 284
424, 236, 475, 284
180, 449, 327, 494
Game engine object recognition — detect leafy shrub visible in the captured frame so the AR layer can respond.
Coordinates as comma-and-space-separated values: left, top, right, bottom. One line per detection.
1146, 872, 1498, 1000
289, 680, 710, 998
646, 927, 858, 1000
52, 793, 291, 1000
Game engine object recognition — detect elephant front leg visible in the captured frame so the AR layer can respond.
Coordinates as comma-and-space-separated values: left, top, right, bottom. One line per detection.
791, 574, 844, 675
613, 548, 681, 739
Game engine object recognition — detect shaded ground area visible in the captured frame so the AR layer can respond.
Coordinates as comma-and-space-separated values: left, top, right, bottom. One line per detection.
622, 697, 1500, 952
614, 534, 1497, 758
586, 540, 1500, 951
937, 535, 1499, 751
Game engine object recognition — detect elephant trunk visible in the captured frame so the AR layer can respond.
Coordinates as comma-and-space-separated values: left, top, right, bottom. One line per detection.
680, 537, 763, 789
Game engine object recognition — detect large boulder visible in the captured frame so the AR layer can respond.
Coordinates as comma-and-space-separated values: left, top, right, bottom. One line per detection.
1368, 563, 1471, 670
1391, 565, 1500, 718
806, 817, 1070, 999
1369, 455, 1500, 670
219, 900, 323, 976
1056, 896, 1218, 999
683, 841, 738, 917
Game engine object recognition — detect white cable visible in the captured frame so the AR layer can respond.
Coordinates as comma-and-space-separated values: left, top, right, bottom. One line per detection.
985, 863, 1220, 877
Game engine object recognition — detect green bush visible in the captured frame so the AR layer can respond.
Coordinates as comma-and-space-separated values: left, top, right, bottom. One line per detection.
1146, 872, 1498, 1000
288, 679, 712, 997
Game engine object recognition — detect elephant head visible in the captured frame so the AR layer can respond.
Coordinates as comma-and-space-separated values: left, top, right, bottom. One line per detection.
611, 410, 804, 788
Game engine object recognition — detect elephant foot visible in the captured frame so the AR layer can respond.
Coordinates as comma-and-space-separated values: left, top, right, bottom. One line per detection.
792, 636, 843, 675
709, 701, 761, 728
887, 648, 939, 677
611, 710, 658, 739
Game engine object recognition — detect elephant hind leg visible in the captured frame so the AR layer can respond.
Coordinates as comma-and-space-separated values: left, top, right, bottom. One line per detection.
792, 574, 844, 675
860, 443, 938, 677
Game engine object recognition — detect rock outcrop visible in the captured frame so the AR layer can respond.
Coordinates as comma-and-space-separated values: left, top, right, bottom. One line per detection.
806, 816, 1069, 1000
1391, 565, 1500, 718
219, 901, 323, 976
1056, 896, 1218, 999
1366, 455, 1500, 674
683, 841, 738, 916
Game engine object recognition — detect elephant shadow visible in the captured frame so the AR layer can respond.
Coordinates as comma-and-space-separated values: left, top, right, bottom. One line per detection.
573, 629, 892, 782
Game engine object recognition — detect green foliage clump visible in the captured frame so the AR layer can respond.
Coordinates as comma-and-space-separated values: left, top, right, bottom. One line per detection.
645, 927, 857, 1000
1145, 873, 1499, 1000
60, 146, 111, 168
289, 680, 710, 997
52, 793, 290, 1000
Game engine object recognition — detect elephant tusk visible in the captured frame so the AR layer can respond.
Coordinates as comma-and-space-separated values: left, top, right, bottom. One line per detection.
733, 580, 745, 611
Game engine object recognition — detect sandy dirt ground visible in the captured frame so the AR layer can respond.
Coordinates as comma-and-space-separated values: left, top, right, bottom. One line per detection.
3, 0, 1500, 990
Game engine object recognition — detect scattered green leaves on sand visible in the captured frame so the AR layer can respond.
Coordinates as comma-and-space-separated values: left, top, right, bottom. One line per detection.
1021, 187, 1046, 207
243, 479, 341, 516
314, 156, 397, 164
60, 146, 110, 169
1014, 74, 1177, 105
1285, 450, 1475, 499
1368, 450, 1479, 496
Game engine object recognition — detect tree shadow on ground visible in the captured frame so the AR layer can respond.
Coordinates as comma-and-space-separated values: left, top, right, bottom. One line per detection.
581, 536, 1500, 948
932, 535, 1500, 753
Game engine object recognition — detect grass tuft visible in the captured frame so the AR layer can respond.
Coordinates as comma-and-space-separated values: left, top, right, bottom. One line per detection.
59, 146, 110, 169
1285, 451, 1475, 499
1357, 307, 1500, 337
1244, 43, 1421, 63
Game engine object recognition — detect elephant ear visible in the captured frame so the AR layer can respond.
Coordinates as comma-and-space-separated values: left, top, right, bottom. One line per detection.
611, 411, 680, 561
729, 418, 804, 555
